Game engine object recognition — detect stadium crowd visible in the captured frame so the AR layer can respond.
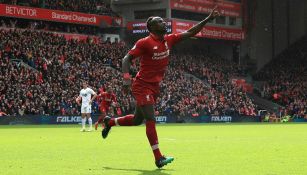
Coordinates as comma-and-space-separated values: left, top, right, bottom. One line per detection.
0, 0, 119, 16
169, 54, 256, 117
0, 28, 129, 116
254, 37, 307, 118
1, 17, 100, 35
0, 28, 257, 119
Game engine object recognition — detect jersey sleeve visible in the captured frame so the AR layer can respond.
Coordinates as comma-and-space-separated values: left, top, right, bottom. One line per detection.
166, 33, 182, 47
88, 88, 95, 95
128, 39, 145, 58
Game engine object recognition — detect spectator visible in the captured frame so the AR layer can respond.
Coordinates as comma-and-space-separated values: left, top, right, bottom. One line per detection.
0, 0, 119, 16
1, 28, 257, 117
254, 36, 307, 118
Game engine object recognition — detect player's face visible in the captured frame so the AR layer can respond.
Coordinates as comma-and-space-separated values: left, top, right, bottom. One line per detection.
151, 17, 167, 34
82, 82, 87, 88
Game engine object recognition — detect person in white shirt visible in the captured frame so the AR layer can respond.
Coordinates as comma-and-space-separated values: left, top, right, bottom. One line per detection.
76, 81, 97, 131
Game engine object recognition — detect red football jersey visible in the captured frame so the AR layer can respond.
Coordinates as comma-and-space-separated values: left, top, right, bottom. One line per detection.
128, 33, 182, 83
99, 92, 117, 106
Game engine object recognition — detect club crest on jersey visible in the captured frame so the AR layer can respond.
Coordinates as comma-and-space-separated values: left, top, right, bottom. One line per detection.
153, 46, 158, 50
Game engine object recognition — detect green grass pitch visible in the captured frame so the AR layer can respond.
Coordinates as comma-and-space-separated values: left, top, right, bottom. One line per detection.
1, 123, 307, 175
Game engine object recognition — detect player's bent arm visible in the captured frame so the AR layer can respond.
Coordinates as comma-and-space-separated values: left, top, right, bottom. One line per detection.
122, 54, 133, 74
90, 92, 97, 103
180, 6, 219, 40
122, 54, 134, 85
76, 96, 81, 105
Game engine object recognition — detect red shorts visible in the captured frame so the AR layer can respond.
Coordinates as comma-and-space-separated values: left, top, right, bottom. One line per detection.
100, 105, 110, 113
132, 78, 160, 106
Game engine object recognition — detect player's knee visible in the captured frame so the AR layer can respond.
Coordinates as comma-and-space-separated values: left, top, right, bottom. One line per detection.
145, 116, 156, 122
145, 119, 156, 125
133, 118, 143, 126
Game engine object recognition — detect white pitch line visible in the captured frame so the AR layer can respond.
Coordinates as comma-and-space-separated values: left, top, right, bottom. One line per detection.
162, 138, 176, 141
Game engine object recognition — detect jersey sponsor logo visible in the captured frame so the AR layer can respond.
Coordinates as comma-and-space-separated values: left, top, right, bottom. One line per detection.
81, 93, 88, 97
56, 116, 82, 123
152, 50, 170, 60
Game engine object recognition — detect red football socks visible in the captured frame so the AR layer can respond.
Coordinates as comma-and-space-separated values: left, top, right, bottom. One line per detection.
107, 116, 162, 161
109, 114, 135, 126
146, 120, 162, 161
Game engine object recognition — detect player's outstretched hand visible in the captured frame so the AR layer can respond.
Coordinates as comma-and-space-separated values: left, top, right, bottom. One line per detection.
208, 6, 220, 20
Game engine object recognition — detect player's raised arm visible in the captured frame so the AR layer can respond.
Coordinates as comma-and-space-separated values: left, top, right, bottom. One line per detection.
180, 6, 220, 40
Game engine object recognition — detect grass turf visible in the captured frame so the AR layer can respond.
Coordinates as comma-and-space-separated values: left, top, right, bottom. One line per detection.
0, 123, 307, 175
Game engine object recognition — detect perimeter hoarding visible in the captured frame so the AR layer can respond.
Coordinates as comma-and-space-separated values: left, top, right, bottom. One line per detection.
0, 115, 262, 125
170, 0, 242, 17
0, 4, 122, 27
127, 20, 245, 41
0, 115, 174, 125
126, 20, 172, 34
172, 20, 245, 40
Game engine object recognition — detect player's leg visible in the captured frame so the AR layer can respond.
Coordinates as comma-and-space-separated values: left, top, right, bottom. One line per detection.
109, 106, 144, 126
98, 107, 107, 123
96, 114, 105, 124
141, 105, 162, 162
104, 78, 147, 127
80, 106, 87, 131
141, 104, 174, 168
80, 113, 86, 132
133, 106, 145, 125
86, 113, 93, 131
101, 106, 144, 139
84, 106, 93, 131
95, 109, 106, 130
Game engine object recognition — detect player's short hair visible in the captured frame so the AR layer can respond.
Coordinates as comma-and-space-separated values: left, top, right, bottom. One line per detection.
82, 80, 88, 85
146, 16, 155, 33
